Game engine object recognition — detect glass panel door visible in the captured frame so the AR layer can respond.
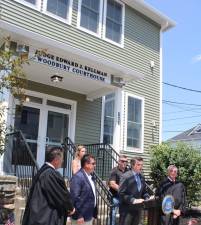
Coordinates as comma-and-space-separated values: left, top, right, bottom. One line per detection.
46, 110, 69, 148
14, 106, 40, 163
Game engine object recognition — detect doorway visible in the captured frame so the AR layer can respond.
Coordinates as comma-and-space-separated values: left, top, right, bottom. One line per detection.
13, 92, 76, 166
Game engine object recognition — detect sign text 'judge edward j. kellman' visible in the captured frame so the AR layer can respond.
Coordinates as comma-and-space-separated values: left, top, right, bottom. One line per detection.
32, 51, 110, 83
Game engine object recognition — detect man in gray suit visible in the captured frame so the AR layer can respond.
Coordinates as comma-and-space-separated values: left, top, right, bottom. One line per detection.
119, 157, 150, 225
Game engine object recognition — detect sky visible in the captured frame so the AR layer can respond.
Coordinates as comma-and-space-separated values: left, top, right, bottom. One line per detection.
146, 0, 201, 140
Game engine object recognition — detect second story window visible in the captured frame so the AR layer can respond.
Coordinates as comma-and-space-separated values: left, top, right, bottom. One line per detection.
14, 0, 41, 10
44, 0, 72, 22
78, 0, 102, 36
25, 0, 35, 3
104, 0, 124, 46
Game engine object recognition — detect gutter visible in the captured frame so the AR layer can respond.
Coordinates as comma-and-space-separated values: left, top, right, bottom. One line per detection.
122, 0, 176, 32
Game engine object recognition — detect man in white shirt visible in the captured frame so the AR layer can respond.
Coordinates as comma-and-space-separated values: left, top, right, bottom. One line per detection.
70, 154, 97, 225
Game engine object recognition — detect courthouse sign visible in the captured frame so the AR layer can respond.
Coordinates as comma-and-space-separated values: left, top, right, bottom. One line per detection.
32, 51, 111, 84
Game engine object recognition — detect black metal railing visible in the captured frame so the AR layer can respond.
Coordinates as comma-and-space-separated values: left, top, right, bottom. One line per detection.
62, 138, 114, 225
84, 143, 119, 180
4, 130, 39, 198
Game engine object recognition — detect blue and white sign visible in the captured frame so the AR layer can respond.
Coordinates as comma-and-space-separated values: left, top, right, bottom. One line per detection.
162, 195, 175, 215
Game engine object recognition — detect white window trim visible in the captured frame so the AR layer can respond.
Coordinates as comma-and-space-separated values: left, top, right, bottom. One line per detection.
42, 0, 73, 24
77, 0, 103, 38
14, 0, 41, 11
100, 93, 116, 145
102, 0, 125, 48
124, 92, 144, 153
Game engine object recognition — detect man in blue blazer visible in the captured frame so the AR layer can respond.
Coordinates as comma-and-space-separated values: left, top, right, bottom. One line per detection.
119, 157, 151, 225
70, 154, 97, 225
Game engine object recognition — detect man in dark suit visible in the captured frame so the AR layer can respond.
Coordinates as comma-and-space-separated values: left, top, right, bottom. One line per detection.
22, 146, 75, 225
156, 165, 186, 225
70, 154, 97, 225
119, 157, 150, 225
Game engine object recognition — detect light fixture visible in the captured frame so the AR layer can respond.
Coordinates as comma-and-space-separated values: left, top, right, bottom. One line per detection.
16, 44, 28, 54
25, 96, 30, 102
50, 74, 63, 82
150, 60, 155, 68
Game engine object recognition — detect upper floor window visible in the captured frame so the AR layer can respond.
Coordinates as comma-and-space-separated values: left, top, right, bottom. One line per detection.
125, 94, 144, 152
43, 0, 72, 23
25, 0, 35, 3
14, 0, 41, 10
103, 93, 115, 144
103, 0, 124, 46
78, 0, 103, 36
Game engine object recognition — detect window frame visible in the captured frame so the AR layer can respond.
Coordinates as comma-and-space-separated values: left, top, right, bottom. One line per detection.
14, 0, 41, 11
124, 93, 144, 153
42, 0, 73, 24
101, 93, 116, 145
103, 0, 125, 47
77, 0, 103, 37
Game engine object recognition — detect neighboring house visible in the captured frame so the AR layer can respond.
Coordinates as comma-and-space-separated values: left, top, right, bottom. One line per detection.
168, 124, 201, 150
0, 0, 175, 174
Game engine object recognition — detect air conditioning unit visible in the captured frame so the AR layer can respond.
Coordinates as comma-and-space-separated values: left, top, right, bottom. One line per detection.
111, 75, 125, 87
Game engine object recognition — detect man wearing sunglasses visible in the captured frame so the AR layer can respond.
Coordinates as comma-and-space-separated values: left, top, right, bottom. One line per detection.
70, 154, 97, 225
108, 155, 129, 225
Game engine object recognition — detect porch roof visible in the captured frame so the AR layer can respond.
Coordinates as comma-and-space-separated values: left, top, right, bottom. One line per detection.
0, 21, 144, 100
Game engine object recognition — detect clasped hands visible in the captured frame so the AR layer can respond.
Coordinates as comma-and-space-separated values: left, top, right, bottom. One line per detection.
173, 209, 181, 219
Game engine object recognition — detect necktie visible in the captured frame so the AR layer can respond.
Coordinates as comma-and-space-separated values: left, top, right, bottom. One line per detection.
136, 174, 141, 191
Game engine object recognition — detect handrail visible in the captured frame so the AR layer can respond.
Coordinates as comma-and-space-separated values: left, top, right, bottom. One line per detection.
4, 130, 39, 198
84, 143, 154, 195
6, 131, 39, 170
62, 137, 114, 225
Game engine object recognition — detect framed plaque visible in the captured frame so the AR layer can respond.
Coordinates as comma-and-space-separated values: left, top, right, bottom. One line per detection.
162, 195, 175, 215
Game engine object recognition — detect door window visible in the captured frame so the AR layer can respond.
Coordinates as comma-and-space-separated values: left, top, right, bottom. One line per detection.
14, 106, 40, 162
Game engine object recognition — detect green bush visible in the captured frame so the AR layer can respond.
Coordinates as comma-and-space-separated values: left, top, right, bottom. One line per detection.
150, 142, 201, 206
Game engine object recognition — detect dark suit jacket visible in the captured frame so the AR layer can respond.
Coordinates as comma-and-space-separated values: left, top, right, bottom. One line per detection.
119, 170, 149, 214
70, 169, 97, 221
22, 164, 74, 225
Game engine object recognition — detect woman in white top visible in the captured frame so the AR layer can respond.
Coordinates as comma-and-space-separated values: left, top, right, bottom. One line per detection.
72, 145, 86, 174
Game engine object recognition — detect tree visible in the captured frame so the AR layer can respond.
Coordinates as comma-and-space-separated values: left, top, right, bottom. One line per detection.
150, 142, 201, 206
0, 37, 29, 155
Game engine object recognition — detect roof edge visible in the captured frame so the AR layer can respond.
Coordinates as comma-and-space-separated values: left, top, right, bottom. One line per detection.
122, 0, 176, 32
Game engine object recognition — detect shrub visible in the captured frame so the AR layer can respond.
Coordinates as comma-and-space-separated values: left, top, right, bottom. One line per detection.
150, 142, 201, 206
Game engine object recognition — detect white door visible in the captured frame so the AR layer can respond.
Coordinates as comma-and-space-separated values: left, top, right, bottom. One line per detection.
13, 93, 76, 167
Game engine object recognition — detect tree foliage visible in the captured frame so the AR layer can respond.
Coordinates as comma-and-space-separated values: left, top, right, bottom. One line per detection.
0, 37, 29, 155
150, 142, 201, 206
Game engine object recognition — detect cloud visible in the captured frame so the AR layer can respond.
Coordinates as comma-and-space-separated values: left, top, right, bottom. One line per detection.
192, 54, 201, 63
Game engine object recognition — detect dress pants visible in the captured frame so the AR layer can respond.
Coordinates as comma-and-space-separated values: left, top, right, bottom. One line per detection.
71, 219, 93, 225
119, 210, 141, 225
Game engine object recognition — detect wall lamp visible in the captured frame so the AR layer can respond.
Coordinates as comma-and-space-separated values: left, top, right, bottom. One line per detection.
50, 74, 63, 82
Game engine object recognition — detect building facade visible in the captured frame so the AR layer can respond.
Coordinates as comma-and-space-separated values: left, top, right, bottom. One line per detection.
0, 0, 175, 171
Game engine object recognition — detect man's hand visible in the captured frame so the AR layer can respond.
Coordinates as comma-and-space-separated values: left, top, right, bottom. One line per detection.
173, 209, 181, 218
77, 217, 85, 224
68, 208, 75, 216
149, 195, 155, 200
133, 199, 144, 204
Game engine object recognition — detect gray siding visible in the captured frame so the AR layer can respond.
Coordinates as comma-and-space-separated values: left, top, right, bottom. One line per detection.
0, 0, 161, 172
27, 81, 102, 144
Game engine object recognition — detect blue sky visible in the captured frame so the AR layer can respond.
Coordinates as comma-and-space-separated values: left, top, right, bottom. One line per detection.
146, 0, 201, 140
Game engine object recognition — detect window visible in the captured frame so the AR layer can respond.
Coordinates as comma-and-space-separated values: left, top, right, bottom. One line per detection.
43, 0, 72, 22
103, 93, 115, 144
14, 0, 41, 10
126, 94, 144, 151
104, 0, 124, 46
25, 0, 35, 4
78, 0, 102, 36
